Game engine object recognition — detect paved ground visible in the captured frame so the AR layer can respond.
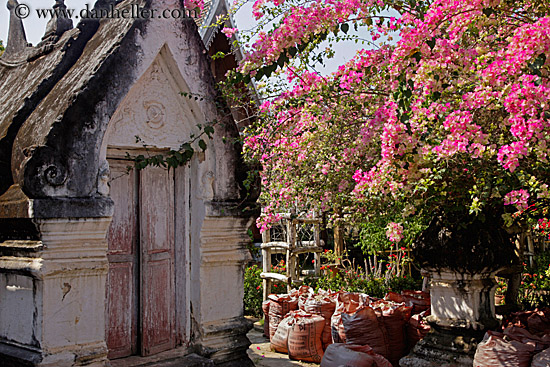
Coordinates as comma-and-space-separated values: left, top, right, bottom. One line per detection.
246, 320, 318, 367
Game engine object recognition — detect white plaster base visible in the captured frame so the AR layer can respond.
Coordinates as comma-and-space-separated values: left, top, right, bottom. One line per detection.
428, 269, 500, 330
0, 218, 111, 367
400, 269, 500, 367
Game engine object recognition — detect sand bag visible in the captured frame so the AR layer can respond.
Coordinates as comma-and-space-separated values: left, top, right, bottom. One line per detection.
268, 294, 299, 340
503, 326, 550, 353
300, 293, 337, 349
342, 305, 390, 356
321, 343, 393, 367
271, 313, 294, 354
262, 300, 271, 338
342, 300, 412, 367
331, 292, 362, 343
473, 331, 536, 367
527, 308, 550, 336
401, 290, 430, 315
371, 300, 412, 366
385, 292, 405, 303
287, 310, 325, 363
531, 347, 550, 367
406, 310, 431, 350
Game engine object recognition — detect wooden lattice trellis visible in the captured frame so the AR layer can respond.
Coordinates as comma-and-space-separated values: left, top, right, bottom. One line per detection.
260, 213, 324, 300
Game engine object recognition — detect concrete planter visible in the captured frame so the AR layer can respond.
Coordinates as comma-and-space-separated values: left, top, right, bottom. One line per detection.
400, 269, 500, 367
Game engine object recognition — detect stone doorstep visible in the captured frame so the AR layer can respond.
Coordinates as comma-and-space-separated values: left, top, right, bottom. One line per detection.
108, 350, 214, 367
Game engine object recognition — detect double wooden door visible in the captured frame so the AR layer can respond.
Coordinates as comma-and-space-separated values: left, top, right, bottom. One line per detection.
106, 159, 176, 359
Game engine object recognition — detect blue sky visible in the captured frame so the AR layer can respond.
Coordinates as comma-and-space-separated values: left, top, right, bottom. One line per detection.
0, 0, 372, 75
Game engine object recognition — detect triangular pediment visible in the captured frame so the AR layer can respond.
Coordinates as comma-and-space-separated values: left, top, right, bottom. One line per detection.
104, 44, 203, 152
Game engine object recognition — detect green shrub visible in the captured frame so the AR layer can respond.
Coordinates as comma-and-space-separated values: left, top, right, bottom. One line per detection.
519, 250, 550, 309
387, 275, 423, 293
243, 263, 287, 317
244, 265, 263, 317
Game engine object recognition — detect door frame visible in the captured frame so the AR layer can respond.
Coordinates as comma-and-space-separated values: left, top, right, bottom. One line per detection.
105, 148, 191, 359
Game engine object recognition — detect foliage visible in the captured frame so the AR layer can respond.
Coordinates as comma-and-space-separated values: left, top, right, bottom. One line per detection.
227, 0, 550, 242
243, 263, 287, 317
519, 250, 550, 308
244, 265, 263, 317
246, 229, 261, 259
305, 272, 390, 298
126, 119, 215, 171
0, 40, 4, 56
359, 216, 427, 255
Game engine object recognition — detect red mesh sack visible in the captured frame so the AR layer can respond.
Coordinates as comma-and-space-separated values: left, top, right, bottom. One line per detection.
342, 300, 412, 367
532, 347, 550, 367
262, 300, 271, 338
300, 293, 337, 349
287, 310, 325, 363
527, 308, 550, 336
503, 326, 550, 353
385, 292, 405, 304
371, 300, 412, 366
401, 290, 430, 315
473, 331, 536, 367
268, 294, 299, 340
331, 292, 362, 343
321, 343, 393, 367
342, 305, 390, 356
406, 310, 431, 350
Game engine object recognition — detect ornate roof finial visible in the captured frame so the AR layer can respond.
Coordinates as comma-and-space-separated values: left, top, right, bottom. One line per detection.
4, 0, 30, 57
41, 0, 73, 44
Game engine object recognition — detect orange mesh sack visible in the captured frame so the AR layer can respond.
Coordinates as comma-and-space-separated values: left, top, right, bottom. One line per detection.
321, 343, 393, 367
300, 293, 337, 349
331, 292, 362, 343
532, 347, 550, 367
473, 331, 536, 367
271, 313, 294, 354
268, 294, 299, 340
287, 310, 325, 363
262, 300, 271, 338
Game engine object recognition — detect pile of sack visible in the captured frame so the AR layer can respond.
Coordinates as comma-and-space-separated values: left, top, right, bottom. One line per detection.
474, 308, 550, 367
262, 286, 431, 366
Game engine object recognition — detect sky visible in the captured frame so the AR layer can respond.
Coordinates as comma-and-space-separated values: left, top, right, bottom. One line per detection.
0, 0, 370, 76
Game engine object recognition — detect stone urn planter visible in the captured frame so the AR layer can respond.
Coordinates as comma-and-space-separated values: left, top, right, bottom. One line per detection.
400, 211, 514, 367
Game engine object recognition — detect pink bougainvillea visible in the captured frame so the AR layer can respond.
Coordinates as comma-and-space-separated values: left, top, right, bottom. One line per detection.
231, 0, 550, 233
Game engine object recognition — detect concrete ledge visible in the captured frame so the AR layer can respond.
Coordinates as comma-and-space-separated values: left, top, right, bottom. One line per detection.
110, 351, 214, 367
0, 341, 42, 367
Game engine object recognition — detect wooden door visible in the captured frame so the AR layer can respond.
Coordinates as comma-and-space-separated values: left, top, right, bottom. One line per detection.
106, 160, 139, 359
140, 165, 176, 356
106, 159, 176, 358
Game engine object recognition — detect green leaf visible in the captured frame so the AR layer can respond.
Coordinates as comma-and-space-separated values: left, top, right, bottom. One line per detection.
199, 139, 207, 152
204, 125, 215, 136
288, 46, 298, 57
426, 37, 436, 50
211, 51, 226, 60
341, 23, 349, 34
181, 142, 193, 152
482, 7, 495, 17
432, 91, 441, 100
